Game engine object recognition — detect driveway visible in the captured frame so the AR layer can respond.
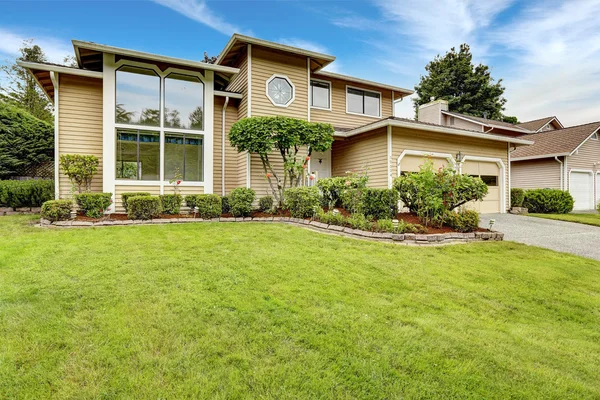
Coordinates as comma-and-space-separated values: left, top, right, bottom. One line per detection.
479, 213, 600, 261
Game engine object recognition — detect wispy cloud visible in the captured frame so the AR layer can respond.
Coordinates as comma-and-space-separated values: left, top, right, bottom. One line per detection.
278, 38, 330, 54
152, 0, 248, 36
0, 27, 72, 64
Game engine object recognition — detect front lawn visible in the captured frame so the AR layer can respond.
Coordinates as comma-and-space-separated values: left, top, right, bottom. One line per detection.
529, 212, 600, 227
1, 215, 599, 399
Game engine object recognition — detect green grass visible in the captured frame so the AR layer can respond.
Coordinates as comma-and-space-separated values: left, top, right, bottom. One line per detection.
530, 212, 600, 227
1, 216, 599, 399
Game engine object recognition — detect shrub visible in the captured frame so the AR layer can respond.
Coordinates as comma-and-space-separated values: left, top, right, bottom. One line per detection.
228, 188, 255, 217
340, 188, 364, 214
511, 188, 525, 208
186, 194, 222, 218
523, 189, 574, 214
75, 192, 112, 218
317, 209, 345, 226
0, 179, 54, 208
127, 196, 162, 220
221, 196, 230, 214
284, 186, 321, 218
396, 220, 428, 234
258, 196, 274, 212
445, 209, 480, 232
360, 188, 399, 219
316, 173, 368, 208
160, 194, 182, 215
121, 192, 151, 212
347, 213, 373, 231
374, 218, 394, 232
41, 200, 72, 222
59, 154, 99, 193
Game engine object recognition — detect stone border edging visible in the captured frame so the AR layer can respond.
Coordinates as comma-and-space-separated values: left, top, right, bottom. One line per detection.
1, 207, 41, 216
39, 216, 503, 245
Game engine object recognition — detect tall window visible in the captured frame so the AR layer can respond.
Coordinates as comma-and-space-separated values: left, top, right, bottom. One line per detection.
347, 87, 381, 117
116, 129, 160, 180
165, 133, 204, 181
115, 66, 160, 126
164, 73, 204, 130
310, 80, 330, 109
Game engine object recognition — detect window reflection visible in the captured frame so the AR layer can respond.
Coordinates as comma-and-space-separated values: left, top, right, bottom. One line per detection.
115, 66, 160, 126
164, 73, 204, 130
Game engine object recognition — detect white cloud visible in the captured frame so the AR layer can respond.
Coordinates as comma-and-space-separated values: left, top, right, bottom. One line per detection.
152, 0, 248, 36
278, 38, 330, 54
0, 27, 72, 64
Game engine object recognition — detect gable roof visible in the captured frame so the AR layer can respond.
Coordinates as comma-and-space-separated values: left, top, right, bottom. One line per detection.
517, 116, 563, 132
511, 121, 600, 160
442, 111, 532, 134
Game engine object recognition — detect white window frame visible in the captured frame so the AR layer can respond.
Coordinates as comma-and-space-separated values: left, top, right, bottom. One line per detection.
111, 58, 212, 191
265, 73, 295, 108
345, 84, 382, 119
310, 78, 332, 111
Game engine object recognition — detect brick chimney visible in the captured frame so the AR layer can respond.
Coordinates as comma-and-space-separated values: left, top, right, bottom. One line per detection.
417, 99, 448, 125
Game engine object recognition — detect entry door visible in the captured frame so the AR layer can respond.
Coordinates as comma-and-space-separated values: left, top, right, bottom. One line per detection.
571, 171, 593, 210
311, 150, 331, 180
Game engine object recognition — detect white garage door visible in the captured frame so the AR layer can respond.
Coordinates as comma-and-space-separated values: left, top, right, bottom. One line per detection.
571, 171, 593, 210
462, 160, 501, 214
400, 154, 449, 173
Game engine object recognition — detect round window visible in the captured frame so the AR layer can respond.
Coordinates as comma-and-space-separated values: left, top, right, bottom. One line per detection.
267, 76, 294, 106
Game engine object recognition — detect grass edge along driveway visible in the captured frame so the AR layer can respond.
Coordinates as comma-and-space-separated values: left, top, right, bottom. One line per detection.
529, 212, 600, 227
0, 215, 599, 399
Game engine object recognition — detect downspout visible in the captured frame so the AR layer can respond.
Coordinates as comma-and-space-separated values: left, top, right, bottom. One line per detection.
50, 72, 59, 199
387, 125, 392, 188
222, 96, 230, 196
554, 156, 563, 190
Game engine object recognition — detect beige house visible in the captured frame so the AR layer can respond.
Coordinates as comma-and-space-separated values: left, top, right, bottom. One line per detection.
19, 34, 532, 214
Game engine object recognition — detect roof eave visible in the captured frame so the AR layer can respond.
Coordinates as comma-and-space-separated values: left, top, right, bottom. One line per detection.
16, 60, 103, 79
442, 111, 532, 134
511, 153, 569, 161
315, 70, 413, 95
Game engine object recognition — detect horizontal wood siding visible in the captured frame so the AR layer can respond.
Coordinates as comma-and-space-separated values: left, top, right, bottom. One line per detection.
441, 114, 483, 131
566, 136, 600, 188
331, 128, 388, 188
214, 97, 242, 196
311, 74, 393, 129
511, 158, 561, 190
251, 47, 308, 120
249, 148, 308, 199
58, 74, 103, 198
114, 185, 160, 212
225, 49, 249, 120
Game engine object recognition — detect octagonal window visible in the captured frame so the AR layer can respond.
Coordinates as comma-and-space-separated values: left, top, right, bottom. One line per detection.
266, 75, 294, 107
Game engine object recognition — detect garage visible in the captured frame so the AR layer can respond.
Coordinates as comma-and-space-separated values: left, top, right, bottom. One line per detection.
570, 171, 594, 210
462, 160, 501, 213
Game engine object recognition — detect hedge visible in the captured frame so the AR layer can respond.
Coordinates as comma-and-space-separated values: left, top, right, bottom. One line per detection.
342, 188, 398, 219
445, 209, 480, 232
523, 189, 574, 214
159, 194, 182, 215
511, 188, 525, 208
75, 192, 112, 218
284, 187, 321, 218
41, 200, 71, 222
185, 194, 222, 218
0, 179, 54, 208
121, 192, 151, 212
127, 196, 162, 220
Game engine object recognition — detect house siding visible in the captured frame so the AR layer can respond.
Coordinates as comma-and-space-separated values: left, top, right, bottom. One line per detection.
441, 114, 483, 132
311, 74, 393, 129
57, 74, 103, 198
214, 96, 241, 196
511, 158, 562, 190
225, 48, 249, 120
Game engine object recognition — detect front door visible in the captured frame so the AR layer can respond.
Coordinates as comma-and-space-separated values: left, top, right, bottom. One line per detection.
311, 150, 331, 180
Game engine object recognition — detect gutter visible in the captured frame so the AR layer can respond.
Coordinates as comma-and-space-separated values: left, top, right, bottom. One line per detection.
512, 153, 570, 161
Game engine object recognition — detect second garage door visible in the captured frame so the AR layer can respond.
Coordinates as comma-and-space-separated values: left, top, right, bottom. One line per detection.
571, 171, 593, 210
462, 160, 501, 213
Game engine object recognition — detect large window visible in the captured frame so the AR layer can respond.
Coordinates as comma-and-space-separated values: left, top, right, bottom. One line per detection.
164, 73, 204, 130
165, 133, 204, 181
347, 87, 381, 117
116, 129, 160, 180
116, 66, 160, 126
310, 80, 331, 109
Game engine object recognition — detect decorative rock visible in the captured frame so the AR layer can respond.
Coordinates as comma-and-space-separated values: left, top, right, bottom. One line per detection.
40, 218, 51, 225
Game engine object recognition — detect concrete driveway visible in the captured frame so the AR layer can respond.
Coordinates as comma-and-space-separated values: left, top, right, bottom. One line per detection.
479, 213, 600, 261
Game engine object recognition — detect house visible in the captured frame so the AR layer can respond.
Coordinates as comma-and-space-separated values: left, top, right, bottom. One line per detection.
18, 34, 532, 214
516, 116, 563, 133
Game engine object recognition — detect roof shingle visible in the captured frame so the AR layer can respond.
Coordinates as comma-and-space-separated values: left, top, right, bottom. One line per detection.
517, 116, 558, 132
511, 122, 600, 159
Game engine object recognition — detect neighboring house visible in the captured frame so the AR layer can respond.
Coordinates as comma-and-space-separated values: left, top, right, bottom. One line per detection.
511, 122, 600, 210
516, 116, 563, 133
18, 34, 531, 214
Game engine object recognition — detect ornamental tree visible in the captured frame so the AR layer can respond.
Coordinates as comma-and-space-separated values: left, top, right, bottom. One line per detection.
229, 116, 334, 206
59, 154, 99, 193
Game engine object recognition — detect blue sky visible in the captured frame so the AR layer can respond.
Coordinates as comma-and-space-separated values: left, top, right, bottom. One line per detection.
1, 0, 599, 126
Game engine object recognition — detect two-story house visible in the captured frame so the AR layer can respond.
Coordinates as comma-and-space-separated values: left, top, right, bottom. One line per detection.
19, 34, 532, 213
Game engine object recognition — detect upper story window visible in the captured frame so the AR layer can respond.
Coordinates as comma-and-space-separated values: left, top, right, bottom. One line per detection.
164, 73, 204, 130
116, 66, 160, 126
347, 86, 381, 117
266, 75, 295, 107
310, 80, 331, 110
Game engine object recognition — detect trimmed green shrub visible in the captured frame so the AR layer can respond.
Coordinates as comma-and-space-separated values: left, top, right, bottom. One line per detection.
284, 186, 321, 218
317, 209, 345, 226
341, 188, 399, 219
258, 196, 274, 212
221, 196, 230, 214
347, 213, 373, 231
127, 196, 162, 220
523, 189, 574, 214
228, 188, 255, 217
445, 209, 480, 232
0, 179, 54, 208
41, 200, 72, 222
75, 192, 112, 218
59, 154, 99, 193
159, 194, 182, 215
316, 174, 368, 208
185, 194, 222, 218
511, 188, 525, 208
121, 192, 151, 212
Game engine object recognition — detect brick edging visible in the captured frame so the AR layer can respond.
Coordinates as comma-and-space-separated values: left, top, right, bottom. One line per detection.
39, 216, 503, 245
1, 207, 41, 216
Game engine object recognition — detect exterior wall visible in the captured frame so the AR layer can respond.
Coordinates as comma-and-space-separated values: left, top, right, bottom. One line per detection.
441, 114, 483, 132
114, 184, 160, 212
310, 74, 394, 129
57, 74, 103, 198
331, 128, 388, 188
249, 148, 309, 199
214, 97, 241, 196
225, 49, 249, 120
251, 46, 309, 120
511, 158, 562, 190
566, 134, 600, 189
417, 100, 448, 125
391, 127, 509, 211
